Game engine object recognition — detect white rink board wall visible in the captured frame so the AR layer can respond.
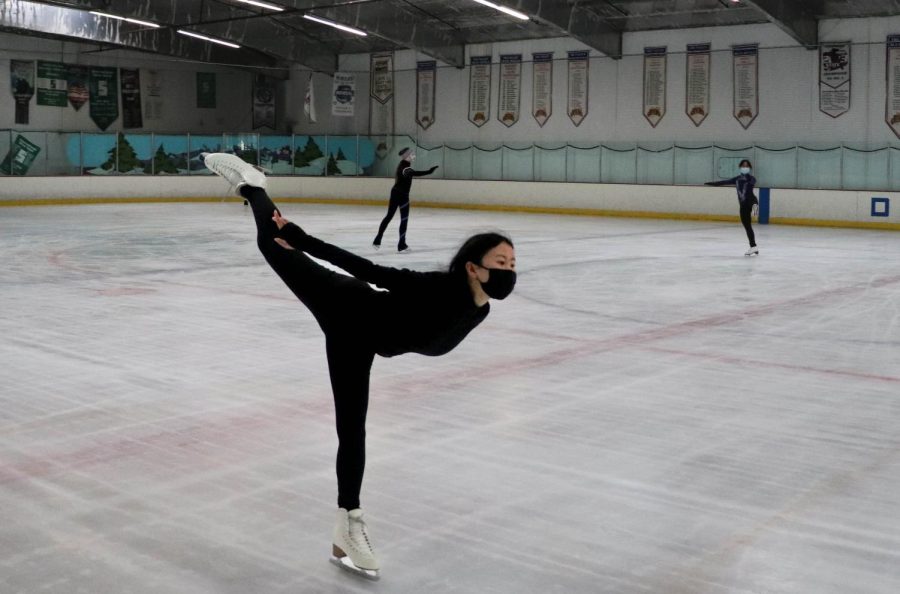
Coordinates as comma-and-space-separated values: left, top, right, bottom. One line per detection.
2, 177, 898, 228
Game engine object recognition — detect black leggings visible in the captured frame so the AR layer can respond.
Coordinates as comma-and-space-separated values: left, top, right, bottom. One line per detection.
373, 189, 410, 249
740, 200, 756, 247
241, 186, 375, 510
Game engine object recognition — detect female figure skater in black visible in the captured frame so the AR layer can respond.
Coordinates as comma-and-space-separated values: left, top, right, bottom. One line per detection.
373, 146, 438, 252
202, 152, 515, 580
705, 159, 760, 256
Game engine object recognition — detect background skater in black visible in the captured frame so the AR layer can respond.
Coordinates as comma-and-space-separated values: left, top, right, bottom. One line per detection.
373, 146, 438, 252
705, 159, 760, 256
202, 152, 516, 581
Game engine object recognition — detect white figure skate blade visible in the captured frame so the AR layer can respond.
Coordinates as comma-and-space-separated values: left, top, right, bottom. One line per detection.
330, 555, 380, 581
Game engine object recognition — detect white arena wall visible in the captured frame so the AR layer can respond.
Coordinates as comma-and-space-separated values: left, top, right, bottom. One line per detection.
0, 177, 898, 230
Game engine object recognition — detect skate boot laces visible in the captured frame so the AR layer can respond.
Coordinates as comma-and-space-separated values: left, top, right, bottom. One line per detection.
348, 514, 374, 555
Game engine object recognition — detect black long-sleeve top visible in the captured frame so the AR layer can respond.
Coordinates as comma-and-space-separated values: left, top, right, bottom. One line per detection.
392, 160, 437, 194
707, 173, 758, 204
278, 223, 489, 358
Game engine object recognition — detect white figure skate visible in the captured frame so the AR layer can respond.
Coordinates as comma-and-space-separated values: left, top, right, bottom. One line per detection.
330, 508, 380, 580
745, 246, 759, 256
201, 152, 268, 195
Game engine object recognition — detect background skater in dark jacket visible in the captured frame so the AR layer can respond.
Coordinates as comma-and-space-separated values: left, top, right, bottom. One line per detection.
705, 159, 760, 256
373, 146, 438, 252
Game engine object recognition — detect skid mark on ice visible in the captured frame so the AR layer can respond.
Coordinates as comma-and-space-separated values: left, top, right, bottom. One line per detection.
5, 273, 899, 485
641, 345, 900, 384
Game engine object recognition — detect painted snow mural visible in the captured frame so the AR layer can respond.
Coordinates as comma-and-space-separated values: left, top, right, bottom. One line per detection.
68, 135, 375, 175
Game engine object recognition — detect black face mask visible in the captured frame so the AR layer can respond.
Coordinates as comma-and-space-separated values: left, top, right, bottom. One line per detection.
477, 265, 516, 300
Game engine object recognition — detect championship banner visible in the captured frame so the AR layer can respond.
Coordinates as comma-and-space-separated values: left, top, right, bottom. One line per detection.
331, 72, 356, 117
36, 61, 68, 107
0, 134, 41, 175
820, 42, 850, 118
11, 60, 34, 125
253, 74, 275, 129
532, 52, 553, 127
369, 52, 394, 159
685, 43, 711, 126
643, 46, 667, 127
567, 50, 589, 126
304, 73, 317, 123
732, 44, 759, 129
89, 66, 119, 131
498, 54, 522, 127
416, 60, 436, 130
468, 56, 492, 127
120, 68, 143, 129
144, 69, 163, 120
370, 52, 393, 104
67, 65, 88, 111
197, 72, 216, 108
888, 36, 900, 137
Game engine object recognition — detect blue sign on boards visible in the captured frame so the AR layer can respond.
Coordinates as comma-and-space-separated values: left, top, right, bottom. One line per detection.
871, 197, 890, 217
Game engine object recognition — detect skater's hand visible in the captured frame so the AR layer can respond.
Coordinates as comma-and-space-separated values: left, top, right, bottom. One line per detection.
272, 210, 289, 230
429, 165, 439, 173
274, 237, 295, 251
752, 203, 759, 217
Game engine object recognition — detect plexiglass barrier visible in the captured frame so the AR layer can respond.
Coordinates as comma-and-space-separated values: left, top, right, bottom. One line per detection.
3, 129, 900, 191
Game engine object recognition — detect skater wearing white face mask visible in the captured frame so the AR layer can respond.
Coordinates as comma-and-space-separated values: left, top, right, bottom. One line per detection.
373, 146, 438, 252
705, 159, 760, 256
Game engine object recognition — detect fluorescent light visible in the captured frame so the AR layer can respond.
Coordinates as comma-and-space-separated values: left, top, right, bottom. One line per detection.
302, 14, 367, 36
125, 17, 161, 28
234, 0, 285, 10
90, 11, 161, 28
177, 30, 241, 49
90, 10, 125, 20
471, 0, 529, 21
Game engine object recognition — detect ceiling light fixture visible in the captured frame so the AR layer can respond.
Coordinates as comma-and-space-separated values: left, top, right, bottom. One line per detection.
89, 11, 161, 28
177, 30, 242, 49
302, 14, 368, 36
471, 0, 529, 21
233, 0, 285, 11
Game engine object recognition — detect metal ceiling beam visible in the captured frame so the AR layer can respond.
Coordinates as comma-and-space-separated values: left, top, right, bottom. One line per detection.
510, 0, 622, 59
297, 3, 466, 68
22, 0, 338, 73
744, 0, 821, 48
0, 0, 284, 73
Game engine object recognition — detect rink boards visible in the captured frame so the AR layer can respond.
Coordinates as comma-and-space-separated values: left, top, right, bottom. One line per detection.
0, 176, 898, 230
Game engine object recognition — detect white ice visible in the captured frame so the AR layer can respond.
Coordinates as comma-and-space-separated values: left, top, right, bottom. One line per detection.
1, 202, 899, 594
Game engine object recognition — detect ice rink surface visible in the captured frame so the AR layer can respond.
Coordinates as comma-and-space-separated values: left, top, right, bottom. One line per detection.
1, 202, 899, 594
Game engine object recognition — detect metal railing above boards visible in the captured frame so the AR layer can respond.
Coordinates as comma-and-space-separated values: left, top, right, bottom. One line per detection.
2, 131, 900, 191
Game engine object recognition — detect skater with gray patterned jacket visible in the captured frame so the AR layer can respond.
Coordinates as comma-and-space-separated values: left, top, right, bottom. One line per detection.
705, 159, 760, 256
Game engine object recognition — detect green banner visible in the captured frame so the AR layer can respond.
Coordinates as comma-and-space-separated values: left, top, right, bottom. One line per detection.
120, 68, 143, 129
89, 66, 119, 130
37, 61, 68, 106
1, 134, 42, 175
197, 72, 216, 108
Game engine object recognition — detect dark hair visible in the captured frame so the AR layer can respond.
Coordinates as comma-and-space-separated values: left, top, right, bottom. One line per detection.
449, 232, 513, 277
739, 159, 752, 168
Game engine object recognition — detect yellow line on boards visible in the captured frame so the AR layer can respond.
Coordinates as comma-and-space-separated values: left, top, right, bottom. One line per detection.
768, 217, 900, 231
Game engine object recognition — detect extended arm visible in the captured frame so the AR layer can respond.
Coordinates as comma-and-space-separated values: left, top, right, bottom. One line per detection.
403, 165, 439, 178
704, 176, 738, 187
